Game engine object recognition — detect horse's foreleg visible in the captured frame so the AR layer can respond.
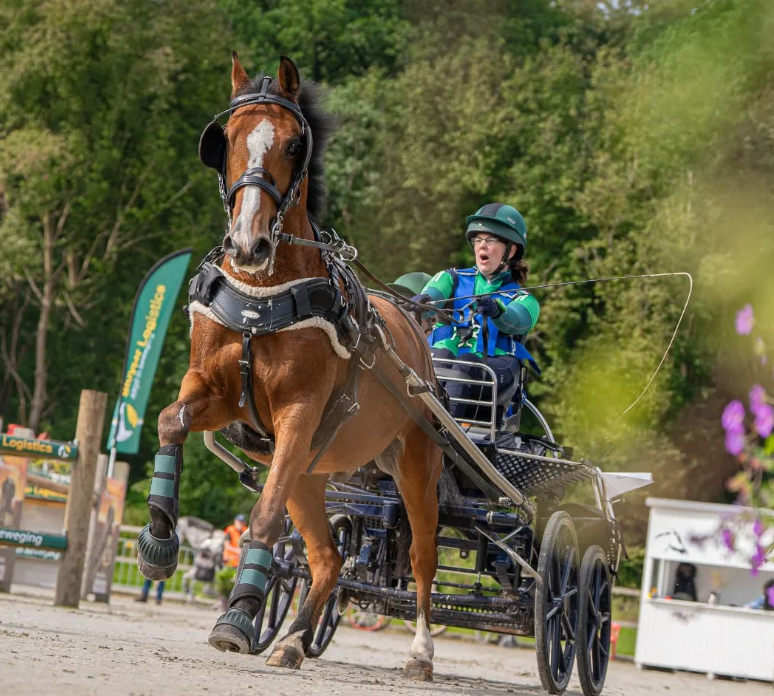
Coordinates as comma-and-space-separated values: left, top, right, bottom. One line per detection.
266, 474, 339, 669
208, 405, 322, 655
397, 430, 442, 682
138, 371, 223, 581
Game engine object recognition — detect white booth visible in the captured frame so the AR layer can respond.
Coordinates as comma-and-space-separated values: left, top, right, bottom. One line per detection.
635, 498, 774, 681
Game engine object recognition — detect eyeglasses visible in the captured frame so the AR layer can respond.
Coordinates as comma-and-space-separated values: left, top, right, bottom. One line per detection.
472, 236, 503, 247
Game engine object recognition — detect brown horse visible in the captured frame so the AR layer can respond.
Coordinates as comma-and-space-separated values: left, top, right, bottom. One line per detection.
136, 55, 443, 681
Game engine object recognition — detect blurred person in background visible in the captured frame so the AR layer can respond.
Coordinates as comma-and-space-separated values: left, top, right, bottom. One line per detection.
223, 513, 247, 568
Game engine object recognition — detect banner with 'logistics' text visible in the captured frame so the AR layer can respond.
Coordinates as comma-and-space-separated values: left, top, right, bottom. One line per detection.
107, 248, 192, 454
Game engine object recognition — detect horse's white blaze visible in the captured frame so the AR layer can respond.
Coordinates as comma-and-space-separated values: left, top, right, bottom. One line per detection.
231, 119, 275, 252
409, 610, 434, 662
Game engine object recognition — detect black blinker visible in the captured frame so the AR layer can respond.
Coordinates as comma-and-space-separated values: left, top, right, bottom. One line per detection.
199, 121, 227, 172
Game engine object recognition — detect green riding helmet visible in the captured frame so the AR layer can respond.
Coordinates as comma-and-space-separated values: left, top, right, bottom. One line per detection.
465, 203, 527, 251
388, 271, 432, 297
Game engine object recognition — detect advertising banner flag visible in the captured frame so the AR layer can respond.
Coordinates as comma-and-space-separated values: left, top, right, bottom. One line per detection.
107, 249, 192, 454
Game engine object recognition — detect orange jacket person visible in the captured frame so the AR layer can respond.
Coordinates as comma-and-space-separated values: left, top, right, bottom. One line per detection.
223, 513, 247, 568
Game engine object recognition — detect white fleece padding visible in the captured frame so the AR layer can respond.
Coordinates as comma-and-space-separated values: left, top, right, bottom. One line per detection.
188, 279, 351, 359
277, 317, 351, 359
222, 274, 309, 297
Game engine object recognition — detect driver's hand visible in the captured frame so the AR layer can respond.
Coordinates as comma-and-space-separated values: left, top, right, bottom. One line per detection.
475, 295, 503, 318
410, 293, 432, 307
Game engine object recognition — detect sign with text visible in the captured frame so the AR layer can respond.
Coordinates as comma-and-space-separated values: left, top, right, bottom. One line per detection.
0, 435, 76, 461
107, 248, 192, 454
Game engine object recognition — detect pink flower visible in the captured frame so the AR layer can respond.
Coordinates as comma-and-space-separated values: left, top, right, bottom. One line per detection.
767, 585, 774, 607
736, 304, 754, 335
722, 400, 745, 431
750, 385, 767, 414
755, 403, 774, 438
751, 544, 766, 576
722, 528, 735, 552
753, 517, 765, 539
725, 427, 746, 456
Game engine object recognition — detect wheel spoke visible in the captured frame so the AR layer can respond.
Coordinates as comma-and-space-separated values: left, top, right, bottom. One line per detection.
564, 586, 578, 600
561, 612, 576, 644
593, 635, 602, 679
546, 603, 561, 621
317, 597, 334, 646
599, 612, 611, 625
556, 618, 568, 674
560, 548, 573, 594
593, 564, 602, 609
267, 587, 279, 627
550, 617, 562, 674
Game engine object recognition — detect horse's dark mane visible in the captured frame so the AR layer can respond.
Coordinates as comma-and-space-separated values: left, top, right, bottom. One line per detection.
235, 74, 336, 222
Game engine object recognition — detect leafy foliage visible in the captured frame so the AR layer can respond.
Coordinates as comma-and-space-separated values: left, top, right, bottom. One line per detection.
1, 0, 773, 535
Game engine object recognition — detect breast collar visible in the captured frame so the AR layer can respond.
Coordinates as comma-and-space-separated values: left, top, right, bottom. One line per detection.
187, 260, 353, 351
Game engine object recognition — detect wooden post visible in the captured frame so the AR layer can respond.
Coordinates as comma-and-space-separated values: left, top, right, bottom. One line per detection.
54, 389, 107, 607
80, 453, 108, 599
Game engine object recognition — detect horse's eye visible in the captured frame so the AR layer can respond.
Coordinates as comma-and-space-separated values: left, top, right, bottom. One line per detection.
286, 141, 301, 157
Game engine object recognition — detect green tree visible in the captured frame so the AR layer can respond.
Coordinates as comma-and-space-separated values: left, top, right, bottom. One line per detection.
217, 0, 410, 83
0, 0, 230, 432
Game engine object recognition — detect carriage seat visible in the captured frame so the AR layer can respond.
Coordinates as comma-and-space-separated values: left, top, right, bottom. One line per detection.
433, 366, 522, 407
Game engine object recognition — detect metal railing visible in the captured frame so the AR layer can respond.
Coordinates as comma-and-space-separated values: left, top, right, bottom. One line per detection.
432, 356, 500, 440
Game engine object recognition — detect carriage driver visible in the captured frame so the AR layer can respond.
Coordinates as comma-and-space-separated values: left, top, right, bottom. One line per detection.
411, 203, 540, 418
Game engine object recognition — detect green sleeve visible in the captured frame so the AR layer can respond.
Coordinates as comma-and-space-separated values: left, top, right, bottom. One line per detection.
422, 270, 454, 303
493, 293, 540, 335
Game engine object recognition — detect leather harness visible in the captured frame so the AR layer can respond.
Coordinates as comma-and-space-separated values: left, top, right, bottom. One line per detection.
193, 76, 472, 478
187, 242, 380, 467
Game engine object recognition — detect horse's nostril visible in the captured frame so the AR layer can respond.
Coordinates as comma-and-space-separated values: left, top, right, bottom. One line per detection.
252, 237, 272, 262
223, 235, 237, 257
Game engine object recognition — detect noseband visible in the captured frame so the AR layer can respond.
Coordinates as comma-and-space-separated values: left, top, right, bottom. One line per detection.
198, 75, 314, 242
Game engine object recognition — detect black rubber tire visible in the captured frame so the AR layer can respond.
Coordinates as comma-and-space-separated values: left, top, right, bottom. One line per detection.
304, 514, 352, 658
535, 511, 580, 695
576, 545, 612, 696
251, 516, 299, 654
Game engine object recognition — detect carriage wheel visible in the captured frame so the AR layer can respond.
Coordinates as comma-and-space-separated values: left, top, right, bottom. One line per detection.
535, 511, 580, 695
251, 518, 299, 654
304, 514, 352, 658
576, 546, 612, 696
346, 608, 392, 632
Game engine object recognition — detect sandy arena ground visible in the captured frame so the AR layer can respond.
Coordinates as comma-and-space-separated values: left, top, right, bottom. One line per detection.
0, 588, 769, 696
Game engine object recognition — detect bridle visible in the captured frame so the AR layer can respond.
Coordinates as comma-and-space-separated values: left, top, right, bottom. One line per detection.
198, 75, 313, 249
198, 74, 456, 324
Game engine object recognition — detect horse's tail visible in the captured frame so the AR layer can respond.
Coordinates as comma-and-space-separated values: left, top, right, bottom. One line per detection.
394, 509, 413, 579
438, 461, 465, 508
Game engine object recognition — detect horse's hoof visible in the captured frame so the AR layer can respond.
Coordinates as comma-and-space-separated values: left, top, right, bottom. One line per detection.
136, 523, 179, 581
404, 659, 433, 682
266, 644, 304, 670
208, 608, 253, 654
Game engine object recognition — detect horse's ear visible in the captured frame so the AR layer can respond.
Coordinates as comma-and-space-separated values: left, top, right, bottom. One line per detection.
231, 51, 250, 98
277, 55, 301, 101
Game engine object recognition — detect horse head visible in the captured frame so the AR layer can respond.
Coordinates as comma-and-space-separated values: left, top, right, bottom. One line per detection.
200, 54, 312, 275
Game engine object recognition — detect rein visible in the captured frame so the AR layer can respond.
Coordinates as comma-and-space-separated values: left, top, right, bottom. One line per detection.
275, 228, 456, 323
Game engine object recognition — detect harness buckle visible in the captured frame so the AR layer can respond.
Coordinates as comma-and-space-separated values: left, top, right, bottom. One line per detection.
359, 350, 376, 370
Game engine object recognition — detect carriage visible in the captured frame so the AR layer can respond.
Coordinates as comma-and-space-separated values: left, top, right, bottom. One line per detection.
136, 55, 651, 696
203, 346, 629, 696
